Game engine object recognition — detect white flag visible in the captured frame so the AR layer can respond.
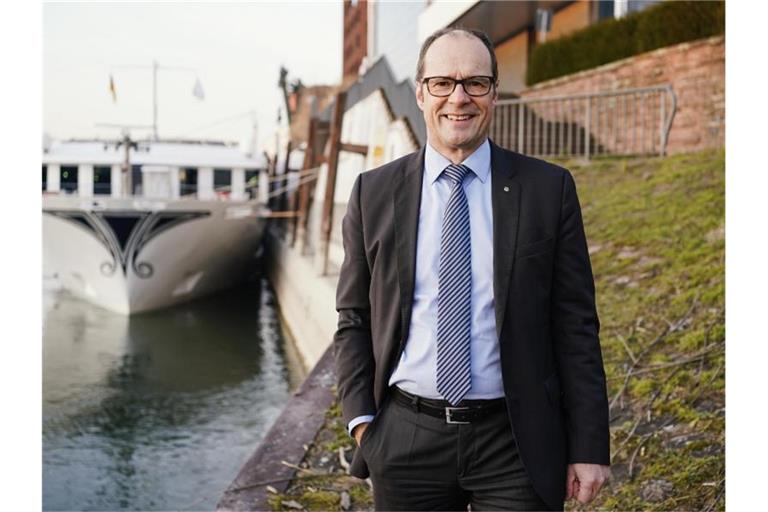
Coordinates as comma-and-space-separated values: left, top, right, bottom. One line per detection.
193, 77, 205, 100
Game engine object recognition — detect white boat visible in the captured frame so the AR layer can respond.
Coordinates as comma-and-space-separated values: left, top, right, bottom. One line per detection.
42, 136, 269, 314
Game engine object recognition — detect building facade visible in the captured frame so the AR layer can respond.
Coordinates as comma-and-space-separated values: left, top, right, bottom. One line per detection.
418, 0, 659, 95
343, 0, 368, 84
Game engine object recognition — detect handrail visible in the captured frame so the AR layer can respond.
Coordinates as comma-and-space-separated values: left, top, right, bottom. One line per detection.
495, 85, 675, 105
491, 84, 677, 158
265, 166, 320, 183
266, 172, 318, 200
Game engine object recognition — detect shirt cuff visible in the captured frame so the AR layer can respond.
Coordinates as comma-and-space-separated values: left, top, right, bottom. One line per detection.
348, 414, 376, 437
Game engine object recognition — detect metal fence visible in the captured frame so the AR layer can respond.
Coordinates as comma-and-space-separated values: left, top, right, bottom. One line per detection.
490, 85, 676, 159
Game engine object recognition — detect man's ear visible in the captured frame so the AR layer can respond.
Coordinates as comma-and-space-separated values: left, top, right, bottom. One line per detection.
492, 82, 499, 106
415, 81, 424, 111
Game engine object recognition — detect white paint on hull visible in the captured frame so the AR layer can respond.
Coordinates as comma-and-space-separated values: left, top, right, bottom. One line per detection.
43, 196, 267, 315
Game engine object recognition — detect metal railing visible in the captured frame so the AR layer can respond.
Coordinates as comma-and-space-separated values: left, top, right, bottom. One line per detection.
266, 166, 320, 200
490, 85, 676, 159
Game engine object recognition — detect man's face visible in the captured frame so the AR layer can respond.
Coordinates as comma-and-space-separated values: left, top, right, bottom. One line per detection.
416, 33, 498, 161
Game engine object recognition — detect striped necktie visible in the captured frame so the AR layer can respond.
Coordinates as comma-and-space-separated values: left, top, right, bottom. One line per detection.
436, 163, 473, 406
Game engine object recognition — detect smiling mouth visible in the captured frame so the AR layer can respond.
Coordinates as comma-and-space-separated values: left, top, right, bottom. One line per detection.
443, 114, 474, 121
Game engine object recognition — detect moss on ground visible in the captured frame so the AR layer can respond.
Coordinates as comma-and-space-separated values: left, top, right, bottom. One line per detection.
272, 149, 725, 511
269, 396, 373, 511
563, 149, 725, 511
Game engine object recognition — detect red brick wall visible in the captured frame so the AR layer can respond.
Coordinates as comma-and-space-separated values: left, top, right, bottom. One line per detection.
519, 35, 724, 155
343, 0, 368, 81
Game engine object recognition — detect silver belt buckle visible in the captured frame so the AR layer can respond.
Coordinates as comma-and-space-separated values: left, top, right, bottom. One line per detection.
445, 406, 470, 424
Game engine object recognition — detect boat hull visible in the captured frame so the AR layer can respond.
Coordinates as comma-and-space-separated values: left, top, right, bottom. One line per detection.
43, 196, 267, 314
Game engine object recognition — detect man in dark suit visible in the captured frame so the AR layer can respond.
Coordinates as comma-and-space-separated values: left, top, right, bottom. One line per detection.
333, 27, 610, 511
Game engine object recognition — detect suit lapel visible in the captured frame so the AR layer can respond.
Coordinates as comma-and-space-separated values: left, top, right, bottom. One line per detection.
490, 142, 521, 339
394, 147, 425, 348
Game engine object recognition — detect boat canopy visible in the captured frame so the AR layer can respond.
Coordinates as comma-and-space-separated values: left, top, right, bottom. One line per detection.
42, 139, 267, 169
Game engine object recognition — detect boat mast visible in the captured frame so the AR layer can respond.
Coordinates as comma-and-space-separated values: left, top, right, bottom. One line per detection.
122, 131, 131, 194
109, 60, 201, 142
95, 124, 149, 197
116, 130, 139, 195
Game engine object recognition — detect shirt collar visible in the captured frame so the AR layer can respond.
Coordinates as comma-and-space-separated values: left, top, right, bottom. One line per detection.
425, 139, 491, 184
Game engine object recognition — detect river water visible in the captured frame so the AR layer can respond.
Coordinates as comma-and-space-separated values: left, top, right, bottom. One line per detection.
42, 275, 306, 511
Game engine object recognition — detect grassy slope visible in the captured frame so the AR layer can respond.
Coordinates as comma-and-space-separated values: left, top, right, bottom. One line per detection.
567, 149, 725, 511
274, 149, 725, 511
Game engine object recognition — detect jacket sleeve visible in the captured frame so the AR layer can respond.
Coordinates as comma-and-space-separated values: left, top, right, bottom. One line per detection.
333, 174, 377, 426
551, 170, 611, 465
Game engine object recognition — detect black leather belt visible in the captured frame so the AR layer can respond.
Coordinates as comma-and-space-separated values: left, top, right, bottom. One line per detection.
392, 386, 506, 424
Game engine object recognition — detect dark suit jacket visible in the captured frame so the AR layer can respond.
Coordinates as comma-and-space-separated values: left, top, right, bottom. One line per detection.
333, 141, 610, 510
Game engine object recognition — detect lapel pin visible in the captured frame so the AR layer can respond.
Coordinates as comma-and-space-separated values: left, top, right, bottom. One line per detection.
503, 186, 509, 192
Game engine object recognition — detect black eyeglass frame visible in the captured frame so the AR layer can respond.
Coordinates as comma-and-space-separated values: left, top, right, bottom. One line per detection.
420, 75, 497, 97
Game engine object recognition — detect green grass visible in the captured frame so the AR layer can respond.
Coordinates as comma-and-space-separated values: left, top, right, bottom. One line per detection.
563, 149, 725, 511
274, 149, 725, 511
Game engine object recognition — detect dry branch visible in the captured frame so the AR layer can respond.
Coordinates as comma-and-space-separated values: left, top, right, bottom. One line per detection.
617, 333, 638, 364
610, 417, 641, 462
610, 341, 723, 381
609, 296, 699, 413
628, 433, 653, 479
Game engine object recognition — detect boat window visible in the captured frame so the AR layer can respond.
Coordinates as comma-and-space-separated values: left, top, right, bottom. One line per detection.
60, 166, 78, 193
42, 165, 47, 192
132, 165, 143, 196
214, 169, 232, 192
94, 166, 111, 196
245, 170, 259, 199
180, 167, 198, 196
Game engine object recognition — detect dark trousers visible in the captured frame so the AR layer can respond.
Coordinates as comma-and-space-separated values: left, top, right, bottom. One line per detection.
358, 393, 553, 511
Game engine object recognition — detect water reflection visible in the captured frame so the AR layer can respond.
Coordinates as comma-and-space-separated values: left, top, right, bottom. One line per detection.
43, 276, 305, 511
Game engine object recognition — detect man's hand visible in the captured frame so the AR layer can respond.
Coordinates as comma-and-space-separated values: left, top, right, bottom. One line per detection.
352, 422, 370, 447
566, 463, 611, 504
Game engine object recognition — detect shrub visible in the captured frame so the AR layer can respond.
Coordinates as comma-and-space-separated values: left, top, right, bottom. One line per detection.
526, 1, 725, 85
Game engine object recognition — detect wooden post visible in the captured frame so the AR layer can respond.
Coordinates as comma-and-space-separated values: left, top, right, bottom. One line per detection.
320, 91, 346, 275
279, 140, 292, 236
296, 120, 329, 254
264, 155, 272, 210
339, 142, 368, 155
293, 118, 316, 247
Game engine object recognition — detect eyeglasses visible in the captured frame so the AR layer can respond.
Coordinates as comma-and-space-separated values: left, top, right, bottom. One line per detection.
421, 76, 495, 97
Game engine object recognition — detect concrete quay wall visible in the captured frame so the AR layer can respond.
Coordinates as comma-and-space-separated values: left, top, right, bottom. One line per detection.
264, 227, 339, 370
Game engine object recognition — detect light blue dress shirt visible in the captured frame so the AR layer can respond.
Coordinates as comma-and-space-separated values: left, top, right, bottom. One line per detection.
348, 139, 503, 435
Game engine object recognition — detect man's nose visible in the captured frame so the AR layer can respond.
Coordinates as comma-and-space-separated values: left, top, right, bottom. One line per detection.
448, 81, 471, 104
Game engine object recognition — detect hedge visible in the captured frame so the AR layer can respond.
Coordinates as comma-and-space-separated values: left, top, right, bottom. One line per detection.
526, 1, 725, 86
